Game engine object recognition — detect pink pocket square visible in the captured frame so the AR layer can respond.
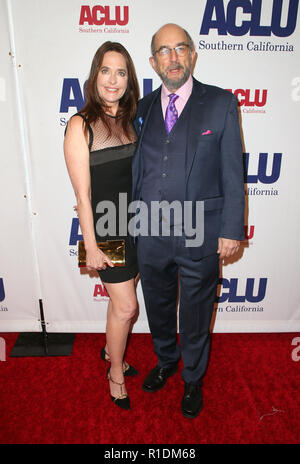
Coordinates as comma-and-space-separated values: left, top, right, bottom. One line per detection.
202, 130, 212, 135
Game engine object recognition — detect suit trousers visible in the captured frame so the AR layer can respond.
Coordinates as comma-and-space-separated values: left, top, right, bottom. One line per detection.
137, 233, 220, 385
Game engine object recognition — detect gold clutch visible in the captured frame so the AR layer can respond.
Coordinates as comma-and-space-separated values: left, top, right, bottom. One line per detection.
78, 240, 125, 267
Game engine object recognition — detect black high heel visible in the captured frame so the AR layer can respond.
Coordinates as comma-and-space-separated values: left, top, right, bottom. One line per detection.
100, 347, 110, 366
100, 347, 139, 376
107, 372, 130, 410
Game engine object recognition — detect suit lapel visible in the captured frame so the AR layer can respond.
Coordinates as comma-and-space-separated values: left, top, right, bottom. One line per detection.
185, 79, 207, 182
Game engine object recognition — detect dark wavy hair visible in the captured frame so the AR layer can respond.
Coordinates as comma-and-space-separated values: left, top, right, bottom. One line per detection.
80, 41, 140, 139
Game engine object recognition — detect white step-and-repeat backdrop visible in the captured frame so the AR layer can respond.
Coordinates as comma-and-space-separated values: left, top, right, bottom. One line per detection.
1, 0, 300, 333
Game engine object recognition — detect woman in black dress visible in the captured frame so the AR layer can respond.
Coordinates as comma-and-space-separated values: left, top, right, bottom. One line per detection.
64, 42, 140, 410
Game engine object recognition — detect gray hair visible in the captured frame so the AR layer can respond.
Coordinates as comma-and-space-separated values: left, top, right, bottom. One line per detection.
151, 26, 195, 56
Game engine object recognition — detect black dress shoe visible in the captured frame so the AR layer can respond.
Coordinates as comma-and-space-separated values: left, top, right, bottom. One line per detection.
181, 383, 203, 419
142, 364, 178, 392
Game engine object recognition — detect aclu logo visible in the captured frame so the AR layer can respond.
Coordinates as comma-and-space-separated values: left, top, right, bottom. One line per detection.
94, 284, 109, 298
60, 78, 153, 122
244, 225, 254, 240
79, 5, 129, 26
245, 153, 282, 184
69, 218, 82, 246
218, 278, 267, 303
227, 89, 267, 107
200, 0, 299, 37
0, 278, 8, 313
68, 218, 82, 258
0, 278, 5, 302
60, 79, 85, 114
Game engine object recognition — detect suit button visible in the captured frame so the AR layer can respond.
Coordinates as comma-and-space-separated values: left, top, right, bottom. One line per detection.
166, 139, 170, 144
163, 156, 168, 161
162, 173, 166, 178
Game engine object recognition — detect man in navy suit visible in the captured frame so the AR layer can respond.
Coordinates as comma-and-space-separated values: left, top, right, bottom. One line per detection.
132, 24, 245, 418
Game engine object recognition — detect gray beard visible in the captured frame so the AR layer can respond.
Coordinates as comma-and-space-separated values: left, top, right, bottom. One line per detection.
159, 66, 191, 91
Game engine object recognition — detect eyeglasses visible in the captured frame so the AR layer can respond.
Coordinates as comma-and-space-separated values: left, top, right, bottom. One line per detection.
154, 44, 190, 58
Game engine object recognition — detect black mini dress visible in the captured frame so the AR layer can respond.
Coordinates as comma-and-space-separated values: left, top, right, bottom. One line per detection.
76, 113, 138, 283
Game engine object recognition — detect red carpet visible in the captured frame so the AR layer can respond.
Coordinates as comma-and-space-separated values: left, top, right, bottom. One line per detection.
0, 332, 299, 444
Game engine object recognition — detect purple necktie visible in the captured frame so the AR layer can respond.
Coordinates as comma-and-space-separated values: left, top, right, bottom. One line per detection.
165, 93, 179, 134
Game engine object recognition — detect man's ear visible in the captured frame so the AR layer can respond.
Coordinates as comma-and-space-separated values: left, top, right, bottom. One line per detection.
191, 50, 197, 74
149, 56, 157, 72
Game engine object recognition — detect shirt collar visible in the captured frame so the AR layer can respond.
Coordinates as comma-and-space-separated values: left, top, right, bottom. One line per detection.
161, 74, 193, 100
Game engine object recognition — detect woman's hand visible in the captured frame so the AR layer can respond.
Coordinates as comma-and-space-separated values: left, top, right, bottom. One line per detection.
85, 247, 114, 271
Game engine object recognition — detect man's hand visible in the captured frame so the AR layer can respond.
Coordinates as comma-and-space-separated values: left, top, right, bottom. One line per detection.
217, 237, 240, 259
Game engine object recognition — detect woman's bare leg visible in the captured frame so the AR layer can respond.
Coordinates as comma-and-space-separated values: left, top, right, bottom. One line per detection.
104, 278, 138, 399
